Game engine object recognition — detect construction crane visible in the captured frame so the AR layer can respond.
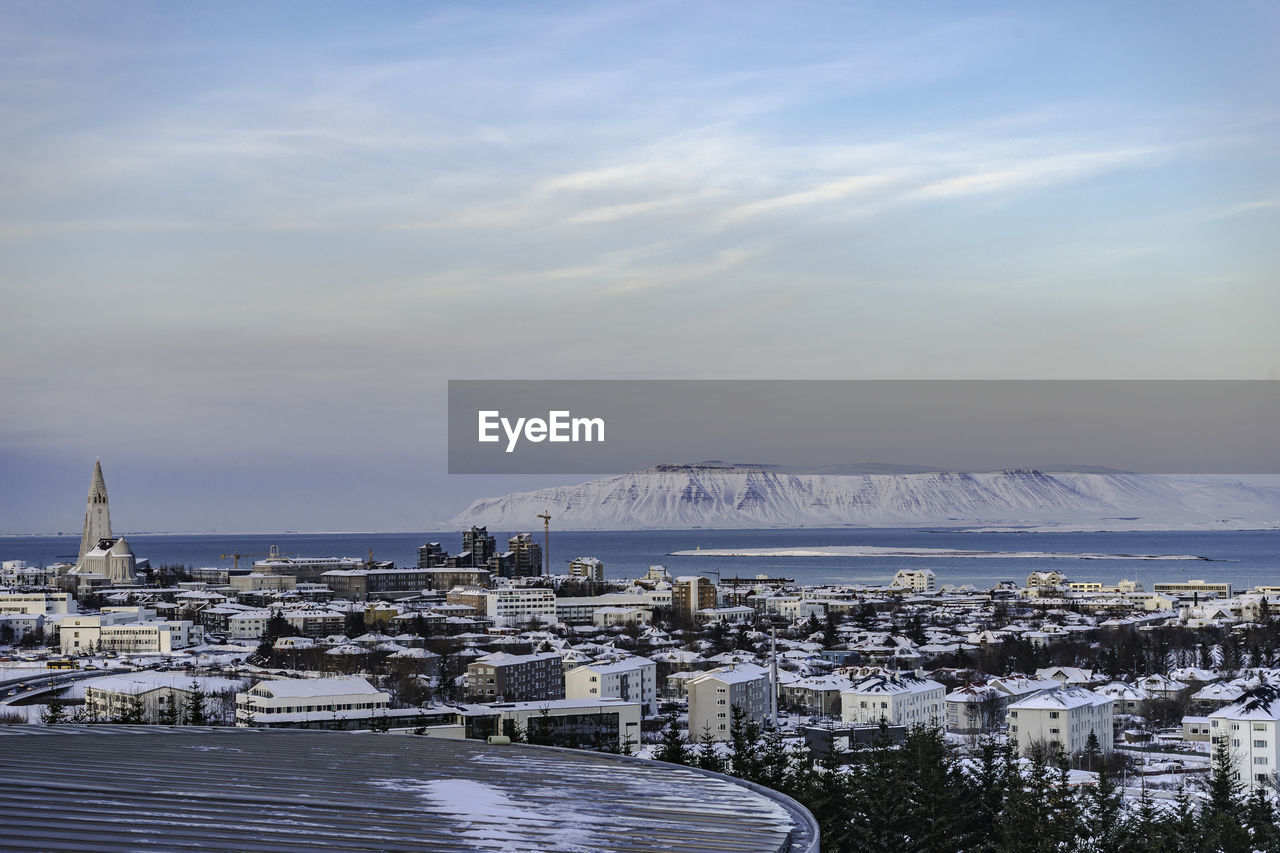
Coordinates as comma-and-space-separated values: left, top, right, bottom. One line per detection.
219, 544, 280, 571
536, 512, 551, 577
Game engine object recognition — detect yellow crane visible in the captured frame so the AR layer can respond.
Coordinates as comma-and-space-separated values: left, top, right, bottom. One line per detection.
219, 544, 280, 571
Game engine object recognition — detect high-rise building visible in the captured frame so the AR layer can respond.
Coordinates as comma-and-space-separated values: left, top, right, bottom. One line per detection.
508, 533, 543, 578
462, 527, 496, 567
417, 542, 446, 568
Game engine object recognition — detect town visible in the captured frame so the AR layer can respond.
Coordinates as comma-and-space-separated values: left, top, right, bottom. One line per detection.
5, 464, 1280, 851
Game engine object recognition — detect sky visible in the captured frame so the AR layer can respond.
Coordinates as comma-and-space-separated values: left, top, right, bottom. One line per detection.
1, 1, 1278, 534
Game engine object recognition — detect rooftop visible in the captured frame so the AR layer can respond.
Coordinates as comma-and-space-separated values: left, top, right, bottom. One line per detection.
0, 726, 817, 852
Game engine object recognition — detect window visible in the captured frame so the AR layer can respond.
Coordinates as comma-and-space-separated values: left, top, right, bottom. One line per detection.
1009, 711, 1018, 718
1255, 757, 1268, 765
1050, 711, 1059, 719
1050, 728, 1060, 735
1255, 740, 1268, 748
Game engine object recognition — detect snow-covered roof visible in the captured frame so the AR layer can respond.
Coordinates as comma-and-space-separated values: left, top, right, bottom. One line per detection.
250, 676, 381, 698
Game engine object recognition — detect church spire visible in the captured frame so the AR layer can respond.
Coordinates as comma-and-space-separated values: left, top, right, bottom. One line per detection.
78, 459, 112, 563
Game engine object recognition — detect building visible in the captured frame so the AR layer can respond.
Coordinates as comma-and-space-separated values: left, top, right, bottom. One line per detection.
0, 592, 76, 616
1208, 683, 1280, 794
492, 697, 642, 749
320, 568, 443, 601
416, 566, 492, 592
672, 576, 717, 617
568, 556, 605, 582
59, 613, 202, 654
254, 554, 366, 583
695, 606, 754, 625
1006, 687, 1114, 758
890, 569, 936, 593
462, 527, 497, 567
76, 537, 138, 586
565, 656, 658, 715
85, 673, 244, 723
235, 676, 400, 729
76, 460, 112, 567
555, 593, 661, 624
945, 683, 1006, 735
687, 663, 773, 742
1025, 571, 1066, 595
0, 728, 819, 853
507, 533, 543, 577
840, 673, 945, 728
592, 606, 652, 629
466, 651, 565, 702
481, 587, 557, 629
1154, 579, 1233, 600
417, 541, 446, 567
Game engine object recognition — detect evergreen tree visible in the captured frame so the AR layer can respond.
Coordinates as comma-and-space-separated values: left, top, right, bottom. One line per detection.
727, 705, 762, 781
185, 681, 208, 726
1244, 786, 1280, 853
653, 713, 689, 765
693, 724, 726, 774
41, 695, 66, 725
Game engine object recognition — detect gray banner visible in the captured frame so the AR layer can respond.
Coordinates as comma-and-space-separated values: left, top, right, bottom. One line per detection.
447, 380, 1280, 475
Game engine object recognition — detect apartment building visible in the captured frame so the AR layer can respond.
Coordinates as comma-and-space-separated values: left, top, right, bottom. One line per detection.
483, 587, 557, 628
890, 569, 937, 593
568, 557, 606, 582
466, 651, 565, 702
687, 663, 772, 741
1209, 684, 1280, 794
841, 673, 945, 728
565, 656, 658, 715
1006, 687, 1114, 758
672, 576, 717, 616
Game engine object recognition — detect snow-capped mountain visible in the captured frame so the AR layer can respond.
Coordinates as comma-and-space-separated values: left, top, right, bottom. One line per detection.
448, 465, 1280, 531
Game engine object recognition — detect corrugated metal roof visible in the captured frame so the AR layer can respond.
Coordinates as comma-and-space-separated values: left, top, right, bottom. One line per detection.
0, 726, 817, 853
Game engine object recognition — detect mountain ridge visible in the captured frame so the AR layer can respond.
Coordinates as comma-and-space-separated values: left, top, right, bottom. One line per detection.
447, 467, 1280, 531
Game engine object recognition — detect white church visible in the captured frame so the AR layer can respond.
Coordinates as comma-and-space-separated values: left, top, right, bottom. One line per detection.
66, 460, 139, 586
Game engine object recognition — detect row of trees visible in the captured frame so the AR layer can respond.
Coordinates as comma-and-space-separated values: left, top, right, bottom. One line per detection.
40, 681, 230, 726
652, 708, 1280, 853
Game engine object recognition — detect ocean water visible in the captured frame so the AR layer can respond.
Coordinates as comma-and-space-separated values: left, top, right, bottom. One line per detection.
3, 528, 1279, 590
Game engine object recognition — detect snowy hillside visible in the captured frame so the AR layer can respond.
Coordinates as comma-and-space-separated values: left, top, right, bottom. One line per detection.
448, 466, 1280, 531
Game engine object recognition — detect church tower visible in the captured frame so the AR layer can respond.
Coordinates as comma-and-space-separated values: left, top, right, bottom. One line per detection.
78, 459, 112, 563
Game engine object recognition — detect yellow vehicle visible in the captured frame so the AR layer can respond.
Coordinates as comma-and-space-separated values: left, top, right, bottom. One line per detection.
47, 659, 79, 670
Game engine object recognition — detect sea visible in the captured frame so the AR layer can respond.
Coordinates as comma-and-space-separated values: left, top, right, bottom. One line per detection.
3, 528, 1279, 590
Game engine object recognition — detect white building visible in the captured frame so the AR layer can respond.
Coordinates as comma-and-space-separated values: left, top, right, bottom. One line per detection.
565, 656, 658, 715
841, 673, 945, 728
1006, 687, 1114, 758
1208, 683, 1280, 794
235, 676, 391, 727
687, 663, 773, 741
592, 606, 652, 629
59, 613, 202, 655
891, 569, 937, 593
85, 673, 244, 723
484, 587, 557, 629
0, 592, 76, 616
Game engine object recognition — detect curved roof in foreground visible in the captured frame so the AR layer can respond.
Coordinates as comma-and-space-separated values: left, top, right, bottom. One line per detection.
0, 726, 817, 853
